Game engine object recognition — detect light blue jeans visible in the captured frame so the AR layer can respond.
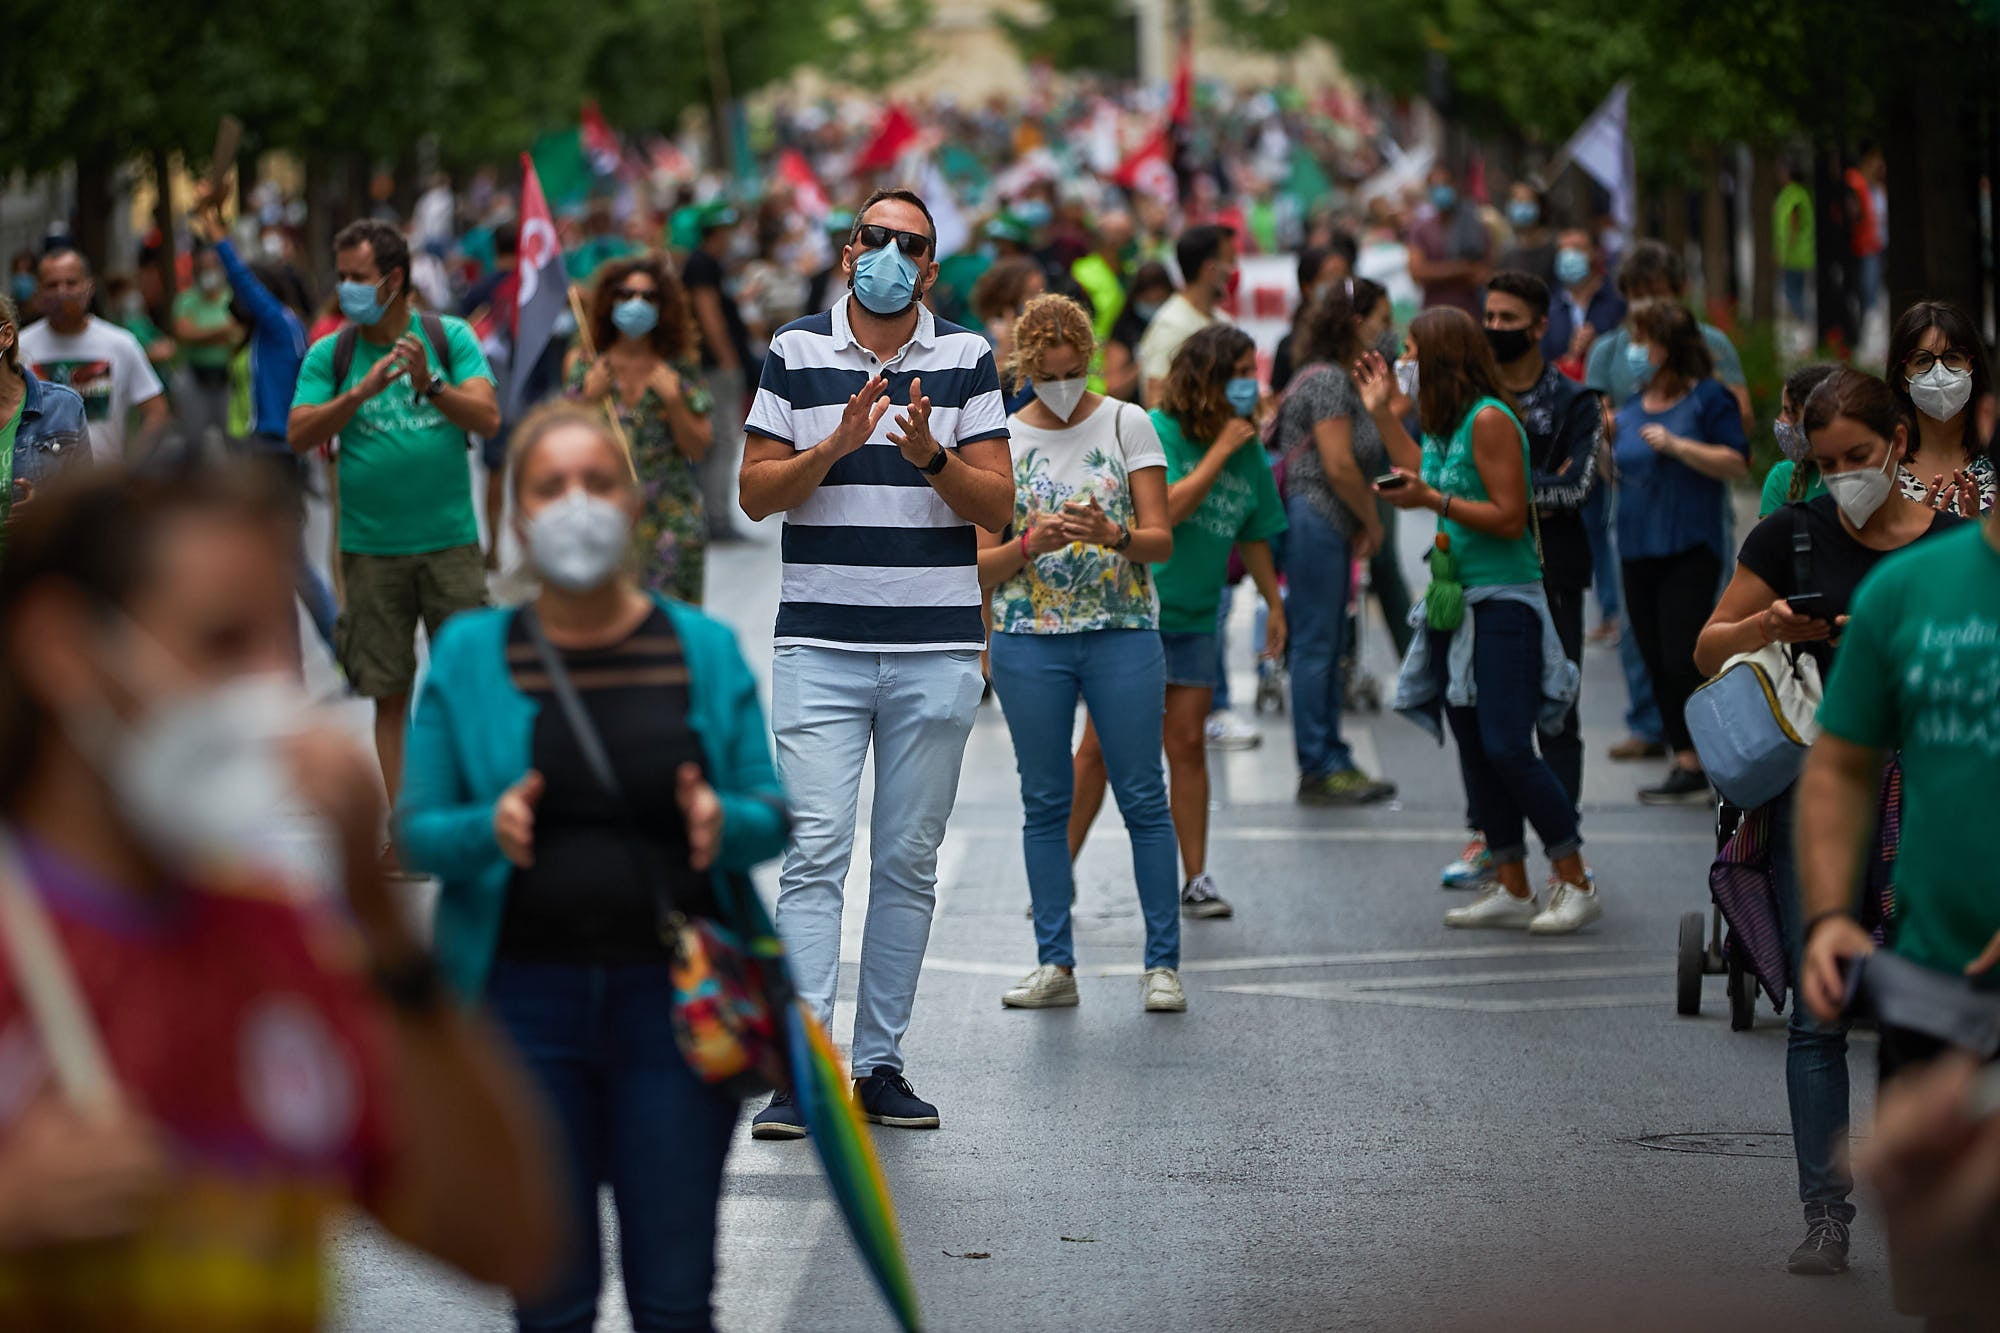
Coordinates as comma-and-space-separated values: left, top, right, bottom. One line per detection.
770, 645, 983, 1074
989, 629, 1179, 971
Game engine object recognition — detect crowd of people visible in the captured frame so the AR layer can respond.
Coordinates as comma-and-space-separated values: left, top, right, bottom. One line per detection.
0, 103, 1998, 1330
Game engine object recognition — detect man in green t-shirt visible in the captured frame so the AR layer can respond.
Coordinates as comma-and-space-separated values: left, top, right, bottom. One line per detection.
1798, 516, 2000, 1019
171, 247, 241, 446
289, 219, 499, 804
1773, 159, 1816, 324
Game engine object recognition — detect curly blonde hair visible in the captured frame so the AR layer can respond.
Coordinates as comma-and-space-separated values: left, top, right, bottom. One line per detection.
1003, 293, 1097, 390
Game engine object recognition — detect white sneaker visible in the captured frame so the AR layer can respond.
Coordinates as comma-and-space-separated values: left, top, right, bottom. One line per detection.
1204, 711, 1263, 750
1528, 879, 1603, 935
1443, 883, 1539, 930
1142, 967, 1187, 1013
1001, 964, 1079, 1009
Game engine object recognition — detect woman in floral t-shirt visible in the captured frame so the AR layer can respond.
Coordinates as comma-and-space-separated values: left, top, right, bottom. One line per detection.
565, 256, 713, 603
977, 295, 1182, 1014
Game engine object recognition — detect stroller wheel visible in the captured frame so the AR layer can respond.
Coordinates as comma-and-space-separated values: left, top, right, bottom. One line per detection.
1727, 951, 1757, 1031
1675, 912, 1705, 1016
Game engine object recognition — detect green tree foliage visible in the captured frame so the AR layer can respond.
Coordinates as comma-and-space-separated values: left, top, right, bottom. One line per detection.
998, 0, 1142, 77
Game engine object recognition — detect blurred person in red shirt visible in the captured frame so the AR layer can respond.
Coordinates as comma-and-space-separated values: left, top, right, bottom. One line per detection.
0, 464, 561, 1330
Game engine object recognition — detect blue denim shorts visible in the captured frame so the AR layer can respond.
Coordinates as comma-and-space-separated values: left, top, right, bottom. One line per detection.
1160, 630, 1221, 690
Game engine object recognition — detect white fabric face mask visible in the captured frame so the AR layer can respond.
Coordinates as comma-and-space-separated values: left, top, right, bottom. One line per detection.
71, 663, 328, 887
1907, 362, 1974, 422
527, 489, 633, 592
1032, 377, 1088, 422
1823, 445, 1900, 529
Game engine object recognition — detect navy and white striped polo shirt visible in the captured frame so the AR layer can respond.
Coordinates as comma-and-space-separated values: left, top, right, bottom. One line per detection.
745, 298, 1010, 652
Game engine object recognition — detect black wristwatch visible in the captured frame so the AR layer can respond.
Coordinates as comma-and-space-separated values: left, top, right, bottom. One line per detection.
922, 444, 949, 476
422, 372, 445, 400
1112, 523, 1133, 553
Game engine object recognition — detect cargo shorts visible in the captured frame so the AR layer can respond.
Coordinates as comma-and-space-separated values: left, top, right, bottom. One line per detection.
336, 543, 487, 698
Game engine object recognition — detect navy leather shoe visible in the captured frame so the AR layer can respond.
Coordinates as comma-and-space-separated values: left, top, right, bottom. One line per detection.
855, 1067, 940, 1129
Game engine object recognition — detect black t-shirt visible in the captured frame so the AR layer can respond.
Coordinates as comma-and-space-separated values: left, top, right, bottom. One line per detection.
1735, 495, 1967, 673
1515, 364, 1602, 590
498, 606, 714, 964
682, 248, 751, 372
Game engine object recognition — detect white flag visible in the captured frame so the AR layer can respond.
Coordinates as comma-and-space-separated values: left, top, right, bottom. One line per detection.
912, 155, 971, 260
1558, 82, 1636, 233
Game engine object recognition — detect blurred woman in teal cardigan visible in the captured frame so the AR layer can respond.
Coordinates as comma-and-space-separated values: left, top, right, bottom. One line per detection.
395, 401, 786, 1333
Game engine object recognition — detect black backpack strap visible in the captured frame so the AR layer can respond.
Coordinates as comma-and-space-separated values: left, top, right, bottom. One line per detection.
418, 311, 454, 381
331, 326, 360, 390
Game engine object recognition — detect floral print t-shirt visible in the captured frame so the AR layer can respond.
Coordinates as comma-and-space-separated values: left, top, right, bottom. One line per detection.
992, 398, 1167, 634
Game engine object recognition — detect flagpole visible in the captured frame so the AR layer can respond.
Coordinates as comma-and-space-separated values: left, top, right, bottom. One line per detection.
566, 282, 639, 480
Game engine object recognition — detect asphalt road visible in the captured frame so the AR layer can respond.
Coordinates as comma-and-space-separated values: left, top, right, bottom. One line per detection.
327, 499, 1907, 1333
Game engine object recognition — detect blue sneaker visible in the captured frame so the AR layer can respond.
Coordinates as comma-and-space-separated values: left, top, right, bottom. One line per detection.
1441, 835, 1495, 890
855, 1067, 941, 1129
751, 1091, 807, 1141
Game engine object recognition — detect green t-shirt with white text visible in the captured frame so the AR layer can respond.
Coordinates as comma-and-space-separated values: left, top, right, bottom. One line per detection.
1816, 521, 2000, 972
291, 313, 492, 556
1148, 409, 1287, 634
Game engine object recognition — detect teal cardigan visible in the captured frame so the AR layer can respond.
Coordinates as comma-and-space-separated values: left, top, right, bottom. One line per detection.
394, 595, 789, 1001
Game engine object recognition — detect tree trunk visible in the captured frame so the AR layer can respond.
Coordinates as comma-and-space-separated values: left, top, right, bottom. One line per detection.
72, 155, 114, 279
1699, 145, 1730, 321
150, 147, 178, 305
1747, 145, 1778, 325
1662, 182, 1690, 273
302, 147, 336, 299
1881, 20, 1981, 332
1811, 142, 1851, 355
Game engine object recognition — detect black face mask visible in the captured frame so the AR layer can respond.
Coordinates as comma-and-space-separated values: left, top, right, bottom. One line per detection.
1484, 325, 1534, 365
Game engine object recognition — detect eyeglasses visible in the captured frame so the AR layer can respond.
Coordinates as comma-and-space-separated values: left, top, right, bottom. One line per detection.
611, 287, 661, 304
856, 224, 932, 258
1905, 347, 1974, 376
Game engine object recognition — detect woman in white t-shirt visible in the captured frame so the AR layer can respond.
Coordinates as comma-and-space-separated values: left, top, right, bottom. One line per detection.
976, 295, 1185, 1014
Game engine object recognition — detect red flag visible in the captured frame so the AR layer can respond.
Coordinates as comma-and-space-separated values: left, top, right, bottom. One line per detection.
1114, 130, 1177, 206
508, 154, 567, 421
853, 105, 920, 173
776, 147, 831, 219
580, 100, 621, 176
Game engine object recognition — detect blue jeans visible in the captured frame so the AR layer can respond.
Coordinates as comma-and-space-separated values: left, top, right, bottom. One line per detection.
486, 961, 740, 1333
770, 645, 983, 1073
989, 630, 1179, 970
1285, 494, 1357, 779
1581, 483, 1619, 624
1618, 605, 1663, 743
1431, 600, 1582, 866
1767, 791, 1856, 1223
1781, 268, 1809, 322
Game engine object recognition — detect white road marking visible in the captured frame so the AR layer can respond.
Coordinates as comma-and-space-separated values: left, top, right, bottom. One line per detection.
949, 823, 1709, 846
915, 943, 1662, 979
1210, 982, 1674, 1014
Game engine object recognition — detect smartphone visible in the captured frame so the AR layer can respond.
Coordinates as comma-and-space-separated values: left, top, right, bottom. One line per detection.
1785, 592, 1825, 617
1373, 472, 1409, 490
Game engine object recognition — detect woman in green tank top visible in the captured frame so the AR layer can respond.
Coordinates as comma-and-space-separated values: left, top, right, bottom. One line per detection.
1356, 306, 1601, 936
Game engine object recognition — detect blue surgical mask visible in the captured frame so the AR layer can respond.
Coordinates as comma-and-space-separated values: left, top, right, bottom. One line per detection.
1132, 301, 1159, 323
1505, 199, 1539, 229
1429, 185, 1458, 212
852, 242, 920, 316
1016, 199, 1053, 229
611, 297, 659, 338
1624, 340, 1656, 386
1555, 247, 1591, 287
337, 278, 387, 326
10, 272, 36, 303
1224, 376, 1260, 418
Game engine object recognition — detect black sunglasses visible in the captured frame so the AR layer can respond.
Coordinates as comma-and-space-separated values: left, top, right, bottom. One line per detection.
611, 287, 661, 304
855, 224, 932, 258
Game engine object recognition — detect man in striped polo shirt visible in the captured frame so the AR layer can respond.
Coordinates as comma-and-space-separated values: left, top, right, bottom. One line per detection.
739, 188, 1014, 1138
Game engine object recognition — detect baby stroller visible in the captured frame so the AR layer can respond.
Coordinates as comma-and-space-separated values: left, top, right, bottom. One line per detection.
1253, 558, 1384, 716
1676, 799, 1764, 1031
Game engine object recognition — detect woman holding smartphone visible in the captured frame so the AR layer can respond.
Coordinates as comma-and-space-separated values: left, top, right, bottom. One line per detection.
1695, 368, 1964, 1278
979, 295, 1180, 1013
1356, 306, 1599, 934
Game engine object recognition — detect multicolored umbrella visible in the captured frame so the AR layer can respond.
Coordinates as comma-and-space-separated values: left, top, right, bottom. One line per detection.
720, 872, 922, 1332
785, 1001, 923, 1332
